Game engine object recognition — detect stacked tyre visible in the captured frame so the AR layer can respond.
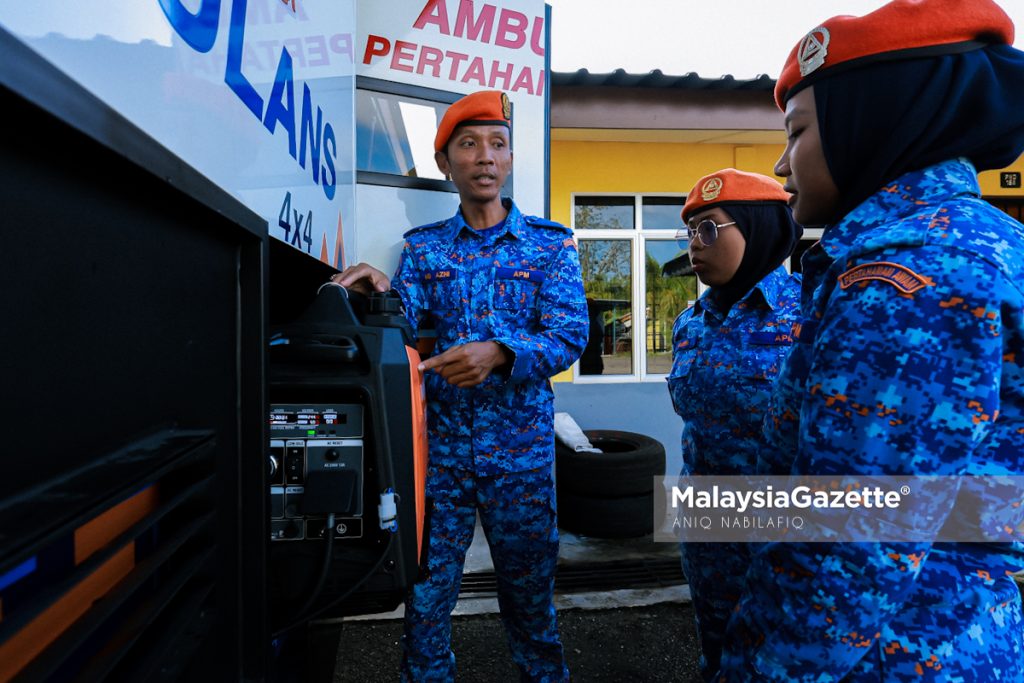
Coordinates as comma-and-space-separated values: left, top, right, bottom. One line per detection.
555, 430, 666, 539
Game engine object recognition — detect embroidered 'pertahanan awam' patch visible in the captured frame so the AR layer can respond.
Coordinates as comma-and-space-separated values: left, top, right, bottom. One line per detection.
838, 262, 933, 294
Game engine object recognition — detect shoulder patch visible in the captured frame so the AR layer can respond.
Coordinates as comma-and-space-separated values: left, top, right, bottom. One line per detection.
403, 220, 447, 239
838, 261, 933, 294
523, 215, 571, 233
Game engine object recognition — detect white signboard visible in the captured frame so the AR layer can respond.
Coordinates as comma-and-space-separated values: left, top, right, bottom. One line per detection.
354, 0, 549, 269
1, 0, 357, 267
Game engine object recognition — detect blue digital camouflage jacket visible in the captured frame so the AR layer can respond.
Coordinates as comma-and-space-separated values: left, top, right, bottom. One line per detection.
719, 159, 1024, 681
392, 199, 588, 476
668, 265, 801, 476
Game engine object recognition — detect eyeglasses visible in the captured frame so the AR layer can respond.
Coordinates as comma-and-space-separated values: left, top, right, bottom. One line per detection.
675, 219, 738, 248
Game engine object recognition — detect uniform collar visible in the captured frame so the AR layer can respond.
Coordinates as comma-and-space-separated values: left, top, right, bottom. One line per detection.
693, 264, 791, 317
448, 197, 522, 241
820, 158, 980, 259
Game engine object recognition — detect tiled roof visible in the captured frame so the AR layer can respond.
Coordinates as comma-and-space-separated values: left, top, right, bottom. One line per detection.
551, 69, 776, 91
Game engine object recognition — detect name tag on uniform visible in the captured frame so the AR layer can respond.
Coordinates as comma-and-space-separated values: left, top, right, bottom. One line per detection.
495, 267, 546, 284
423, 269, 457, 282
748, 331, 794, 345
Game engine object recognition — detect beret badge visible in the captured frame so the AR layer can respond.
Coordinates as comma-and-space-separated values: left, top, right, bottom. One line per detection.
701, 177, 724, 201
798, 26, 831, 77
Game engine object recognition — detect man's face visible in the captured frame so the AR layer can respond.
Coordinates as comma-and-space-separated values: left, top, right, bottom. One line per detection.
775, 87, 841, 226
435, 125, 512, 205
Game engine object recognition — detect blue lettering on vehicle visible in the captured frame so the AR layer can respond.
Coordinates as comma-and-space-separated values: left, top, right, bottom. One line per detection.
158, 0, 338, 201
157, 0, 220, 52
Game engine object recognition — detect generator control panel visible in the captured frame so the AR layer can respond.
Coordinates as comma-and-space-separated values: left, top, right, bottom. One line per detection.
269, 403, 364, 542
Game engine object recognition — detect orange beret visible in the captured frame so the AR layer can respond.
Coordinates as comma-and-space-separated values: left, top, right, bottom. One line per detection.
775, 0, 1014, 109
434, 90, 512, 152
682, 169, 790, 222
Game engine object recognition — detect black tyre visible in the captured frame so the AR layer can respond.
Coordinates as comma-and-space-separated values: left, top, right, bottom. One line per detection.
556, 429, 665, 498
556, 488, 659, 539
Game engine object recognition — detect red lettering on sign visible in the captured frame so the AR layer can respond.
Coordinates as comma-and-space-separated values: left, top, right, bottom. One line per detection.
446, 50, 469, 79
361, 33, 544, 97
413, 0, 544, 57
417, 46, 445, 77
462, 56, 486, 85
363, 34, 390, 64
511, 67, 533, 95
489, 60, 513, 89
495, 9, 527, 50
455, 0, 495, 42
414, 0, 451, 34
530, 15, 544, 56
392, 40, 417, 72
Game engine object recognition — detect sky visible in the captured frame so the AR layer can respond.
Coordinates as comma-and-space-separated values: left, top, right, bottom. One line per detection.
546, 0, 1024, 78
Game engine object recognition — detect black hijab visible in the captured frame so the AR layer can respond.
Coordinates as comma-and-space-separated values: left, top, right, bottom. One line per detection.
814, 43, 1024, 222
709, 202, 803, 312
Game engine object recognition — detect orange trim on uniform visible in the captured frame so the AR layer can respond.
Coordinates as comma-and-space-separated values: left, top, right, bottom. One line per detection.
434, 90, 511, 152
0, 545, 135, 682
405, 346, 429, 560
682, 169, 791, 222
74, 484, 159, 565
775, 0, 1014, 108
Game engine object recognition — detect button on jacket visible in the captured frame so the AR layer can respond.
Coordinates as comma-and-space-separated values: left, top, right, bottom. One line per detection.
392, 199, 589, 476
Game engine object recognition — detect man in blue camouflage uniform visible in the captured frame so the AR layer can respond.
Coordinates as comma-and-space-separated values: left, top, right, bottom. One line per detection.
716, 1, 1024, 680
336, 90, 586, 682
668, 169, 802, 680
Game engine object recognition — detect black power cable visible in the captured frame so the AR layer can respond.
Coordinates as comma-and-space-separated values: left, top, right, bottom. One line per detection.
271, 532, 395, 640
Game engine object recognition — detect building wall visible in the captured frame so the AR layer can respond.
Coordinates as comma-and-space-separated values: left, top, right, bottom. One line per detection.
549, 139, 785, 227
979, 156, 1024, 196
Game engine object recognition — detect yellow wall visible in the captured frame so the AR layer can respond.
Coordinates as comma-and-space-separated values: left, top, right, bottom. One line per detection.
550, 139, 786, 227
979, 154, 1024, 196
550, 140, 1024, 228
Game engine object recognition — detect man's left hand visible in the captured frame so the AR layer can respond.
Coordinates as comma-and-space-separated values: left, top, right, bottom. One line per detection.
419, 341, 511, 388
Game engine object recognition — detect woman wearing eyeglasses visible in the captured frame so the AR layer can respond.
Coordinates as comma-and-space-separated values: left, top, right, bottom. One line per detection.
666, 168, 802, 682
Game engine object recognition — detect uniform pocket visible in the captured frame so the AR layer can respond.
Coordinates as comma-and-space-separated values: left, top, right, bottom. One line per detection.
427, 280, 460, 312
492, 267, 544, 310
743, 331, 793, 382
743, 345, 790, 382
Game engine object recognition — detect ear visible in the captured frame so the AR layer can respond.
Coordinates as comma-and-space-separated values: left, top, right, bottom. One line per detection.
434, 150, 450, 178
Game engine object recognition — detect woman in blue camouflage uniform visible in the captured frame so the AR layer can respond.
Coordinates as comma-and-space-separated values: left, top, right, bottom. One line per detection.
667, 169, 802, 681
716, 0, 1024, 680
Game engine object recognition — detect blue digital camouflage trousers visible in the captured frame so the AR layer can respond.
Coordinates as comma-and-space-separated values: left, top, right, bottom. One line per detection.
680, 541, 751, 681
400, 465, 568, 682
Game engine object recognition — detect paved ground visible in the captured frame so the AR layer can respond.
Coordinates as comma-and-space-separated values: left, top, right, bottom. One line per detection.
334, 601, 702, 682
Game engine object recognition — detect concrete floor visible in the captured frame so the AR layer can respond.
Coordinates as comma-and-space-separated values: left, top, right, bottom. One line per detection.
347, 511, 688, 622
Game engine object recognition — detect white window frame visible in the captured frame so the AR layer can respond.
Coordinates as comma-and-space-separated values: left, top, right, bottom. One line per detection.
570, 192, 690, 384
